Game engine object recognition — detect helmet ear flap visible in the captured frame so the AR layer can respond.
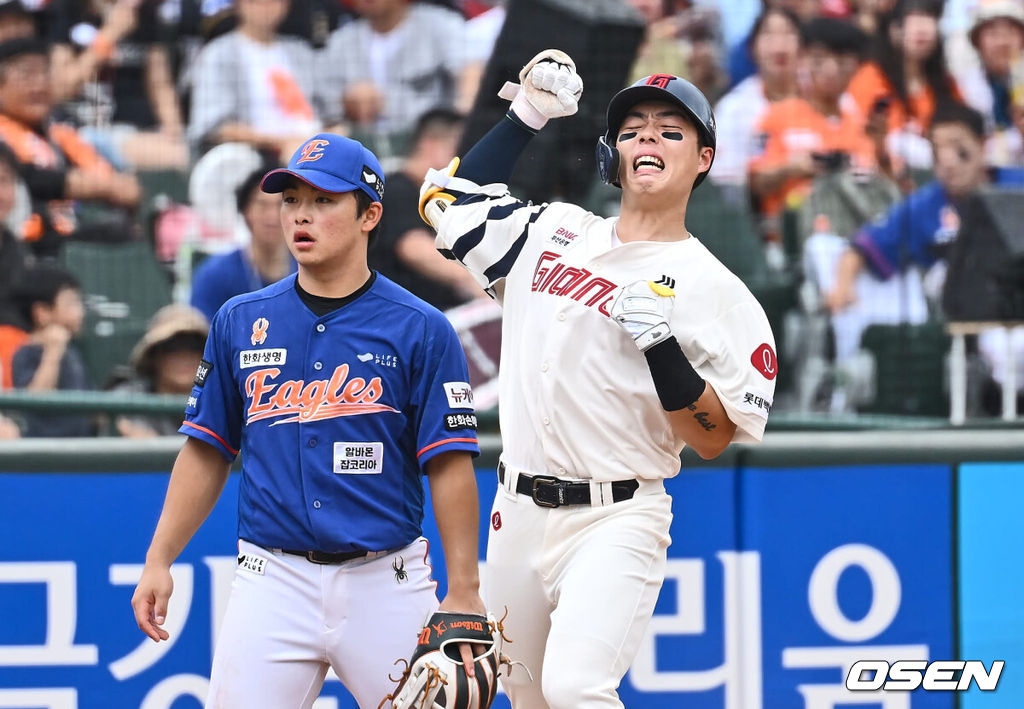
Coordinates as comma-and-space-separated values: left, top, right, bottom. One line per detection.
596, 135, 621, 188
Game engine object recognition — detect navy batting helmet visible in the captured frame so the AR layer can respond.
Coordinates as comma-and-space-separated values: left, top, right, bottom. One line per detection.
596, 74, 717, 188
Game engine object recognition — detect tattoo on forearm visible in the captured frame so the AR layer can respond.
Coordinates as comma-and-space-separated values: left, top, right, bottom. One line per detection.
685, 404, 717, 432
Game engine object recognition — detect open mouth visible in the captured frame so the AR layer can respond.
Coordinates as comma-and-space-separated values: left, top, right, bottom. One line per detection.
293, 231, 314, 244
633, 155, 665, 172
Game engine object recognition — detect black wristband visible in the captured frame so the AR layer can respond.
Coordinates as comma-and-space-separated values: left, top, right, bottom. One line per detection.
643, 337, 706, 411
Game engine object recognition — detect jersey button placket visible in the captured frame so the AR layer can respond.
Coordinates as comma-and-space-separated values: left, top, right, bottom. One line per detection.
313, 361, 323, 371
316, 323, 326, 333
313, 500, 321, 509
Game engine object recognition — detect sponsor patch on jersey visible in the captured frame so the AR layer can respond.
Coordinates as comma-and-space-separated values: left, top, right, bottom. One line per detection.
546, 226, 581, 248
738, 389, 773, 418
444, 413, 478, 431
333, 442, 383, 474
356, 351, 399, 367
237, 552, 267, 575
240, 348, 287, 369
443, 382, 474, 409
194, 359, 213, 387
751, 343, 778, 380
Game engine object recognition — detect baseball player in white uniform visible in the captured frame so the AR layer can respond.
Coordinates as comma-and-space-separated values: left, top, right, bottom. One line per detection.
418, 51, 777, 708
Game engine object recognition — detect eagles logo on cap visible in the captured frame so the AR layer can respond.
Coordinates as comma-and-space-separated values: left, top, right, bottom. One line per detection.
297, 139, 330, 164
260, 133, 386, 203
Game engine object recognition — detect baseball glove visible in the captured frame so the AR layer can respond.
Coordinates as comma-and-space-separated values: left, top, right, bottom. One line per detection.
378, 610, 523, 709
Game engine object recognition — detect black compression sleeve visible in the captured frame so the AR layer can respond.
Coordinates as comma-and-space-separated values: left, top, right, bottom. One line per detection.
456, 111, 537, 185
643, 337, 707, 411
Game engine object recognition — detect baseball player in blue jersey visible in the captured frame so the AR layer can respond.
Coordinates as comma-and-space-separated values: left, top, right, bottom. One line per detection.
131, 134, 487, 708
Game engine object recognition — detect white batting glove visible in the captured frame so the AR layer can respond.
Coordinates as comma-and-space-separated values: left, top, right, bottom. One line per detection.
610, 280, 676, 352
498, 49, 583, 131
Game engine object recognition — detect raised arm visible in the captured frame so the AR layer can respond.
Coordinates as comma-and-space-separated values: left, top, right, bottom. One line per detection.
420, 48, 583, 225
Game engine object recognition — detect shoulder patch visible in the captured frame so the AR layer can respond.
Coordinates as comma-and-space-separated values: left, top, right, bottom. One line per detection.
443, 382, 474, 409
194, 359, 214, 387
444, 413, 478, 431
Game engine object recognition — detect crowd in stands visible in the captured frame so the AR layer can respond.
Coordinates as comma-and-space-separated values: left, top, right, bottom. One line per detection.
1, 0, 1024, 438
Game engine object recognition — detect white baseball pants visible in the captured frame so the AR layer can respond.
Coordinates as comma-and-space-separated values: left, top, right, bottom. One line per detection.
206, 538, 439, 709
485, 468, 673, 709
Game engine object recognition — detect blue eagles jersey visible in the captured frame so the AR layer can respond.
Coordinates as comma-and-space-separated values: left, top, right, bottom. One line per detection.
180, 273, 480, 553
852, 168, 1024, 279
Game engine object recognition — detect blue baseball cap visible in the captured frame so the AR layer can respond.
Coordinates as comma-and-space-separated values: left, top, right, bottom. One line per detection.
261, 133, 385, 202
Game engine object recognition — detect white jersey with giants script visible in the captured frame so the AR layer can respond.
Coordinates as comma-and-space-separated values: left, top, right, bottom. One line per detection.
435, 191, 776, 482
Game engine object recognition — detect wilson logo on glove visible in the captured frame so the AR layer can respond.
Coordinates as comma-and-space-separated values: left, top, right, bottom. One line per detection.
380, 610, 529, 709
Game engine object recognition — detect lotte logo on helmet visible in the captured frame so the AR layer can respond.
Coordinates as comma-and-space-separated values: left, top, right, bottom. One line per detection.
645, 74, 674, 89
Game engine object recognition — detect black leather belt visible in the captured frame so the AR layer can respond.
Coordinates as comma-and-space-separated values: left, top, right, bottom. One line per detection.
281, 549, 370, 564
498, 462, 639, 508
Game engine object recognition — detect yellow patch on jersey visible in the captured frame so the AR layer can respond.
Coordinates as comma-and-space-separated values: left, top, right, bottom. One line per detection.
647, 281, 675, 298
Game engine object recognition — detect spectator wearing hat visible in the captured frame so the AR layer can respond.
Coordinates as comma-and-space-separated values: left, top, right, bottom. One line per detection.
189, 164, 296, 322
0, 36, 141, 258
0, 1, 36, 42
953, 0, 1024, 165
112, 304, 209, 438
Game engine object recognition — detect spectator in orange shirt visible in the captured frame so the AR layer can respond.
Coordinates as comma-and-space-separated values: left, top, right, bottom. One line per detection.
0, 37, 140, 258
749, 17, 877, 242
847, 0, 962, 172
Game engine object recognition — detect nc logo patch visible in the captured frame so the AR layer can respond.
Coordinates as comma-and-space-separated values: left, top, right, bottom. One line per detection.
251, 318, 269, 346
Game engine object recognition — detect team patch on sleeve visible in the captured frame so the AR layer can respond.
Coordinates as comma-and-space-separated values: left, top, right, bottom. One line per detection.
443, 382, 474, 409
750, 343, 778, 380
444, 413, 478, 431
194, 359, 214, 387
333, 442, 383, 474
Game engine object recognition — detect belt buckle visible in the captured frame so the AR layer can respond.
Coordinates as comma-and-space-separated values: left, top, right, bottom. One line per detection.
531, 475, 564, 508
305, 551, 329, 564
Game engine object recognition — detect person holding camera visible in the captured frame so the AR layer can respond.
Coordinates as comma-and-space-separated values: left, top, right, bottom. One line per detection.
748, 17, 879, 251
